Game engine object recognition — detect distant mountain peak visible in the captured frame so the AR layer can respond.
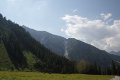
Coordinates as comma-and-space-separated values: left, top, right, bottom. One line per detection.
110, 51, 120, 56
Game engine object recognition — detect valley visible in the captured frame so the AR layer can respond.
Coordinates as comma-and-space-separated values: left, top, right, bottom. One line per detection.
0, 0, 120, 79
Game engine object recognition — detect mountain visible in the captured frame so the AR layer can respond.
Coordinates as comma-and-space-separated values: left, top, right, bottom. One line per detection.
23, 26, 66, 56
24, 26, 120, 67
0, 13, 75, 73
110, 51, 120, 56
1, 13, 120, 75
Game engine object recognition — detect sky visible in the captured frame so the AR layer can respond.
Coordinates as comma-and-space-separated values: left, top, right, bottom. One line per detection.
0, 0, 120, 52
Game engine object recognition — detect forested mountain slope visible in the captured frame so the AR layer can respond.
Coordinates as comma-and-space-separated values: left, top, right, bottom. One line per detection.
0, 13, 75, 73
24, 25, 120, 67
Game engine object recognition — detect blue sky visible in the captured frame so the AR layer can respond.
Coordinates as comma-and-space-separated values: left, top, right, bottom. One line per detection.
1, 0, 120, 36
0, 0, 120, 51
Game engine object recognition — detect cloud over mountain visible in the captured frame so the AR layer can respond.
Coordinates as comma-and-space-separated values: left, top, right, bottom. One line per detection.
62, 13, 120, 52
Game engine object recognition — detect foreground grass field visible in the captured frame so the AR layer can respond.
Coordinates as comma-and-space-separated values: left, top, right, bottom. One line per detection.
0, 71, 113, 80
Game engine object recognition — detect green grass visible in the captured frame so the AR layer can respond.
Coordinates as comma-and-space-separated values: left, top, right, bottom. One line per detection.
0, 42, 14, 70
0, 71, 113, 80
23, 51, 38, 66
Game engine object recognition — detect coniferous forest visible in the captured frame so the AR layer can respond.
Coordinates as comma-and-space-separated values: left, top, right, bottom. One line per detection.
0, 13, 75, 73
0, 13, 120, 75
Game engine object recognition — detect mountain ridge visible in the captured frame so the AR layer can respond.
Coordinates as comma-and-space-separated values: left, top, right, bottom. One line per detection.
23, 26, 120, 67
1, 13, 120, 74
0, 13, 75, 73
110, 51, 120, 56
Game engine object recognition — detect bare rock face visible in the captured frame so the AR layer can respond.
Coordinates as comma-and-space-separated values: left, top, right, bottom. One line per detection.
111, 76, 120, 80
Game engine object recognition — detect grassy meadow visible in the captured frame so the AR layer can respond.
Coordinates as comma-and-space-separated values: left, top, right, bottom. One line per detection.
0, 71, 113, 80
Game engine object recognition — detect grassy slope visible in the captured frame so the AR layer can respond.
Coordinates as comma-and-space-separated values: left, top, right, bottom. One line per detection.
23, 51, 39, 70
0, 42, 14, 70
0, 71, 113, 80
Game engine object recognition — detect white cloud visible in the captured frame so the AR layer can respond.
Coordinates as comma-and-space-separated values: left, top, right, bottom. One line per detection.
100, 13, 112, 20
62, 13, 120, 52
72, 9, 79, 13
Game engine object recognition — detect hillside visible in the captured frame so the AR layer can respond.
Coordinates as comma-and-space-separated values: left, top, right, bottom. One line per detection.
0, 13, 75, 73
1, 13, 120, 75
24, 26, 120, 67
0, 41, 14, 70
23, 26, 66, 56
